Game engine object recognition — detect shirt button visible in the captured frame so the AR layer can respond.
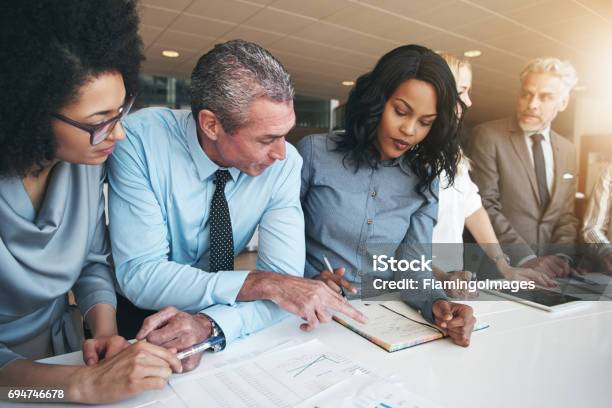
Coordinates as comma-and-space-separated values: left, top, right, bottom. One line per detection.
371, 191, 377, 198
367, 219, 373, 225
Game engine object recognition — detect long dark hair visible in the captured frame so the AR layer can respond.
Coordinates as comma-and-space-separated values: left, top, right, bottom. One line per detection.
335, 44, 463, 196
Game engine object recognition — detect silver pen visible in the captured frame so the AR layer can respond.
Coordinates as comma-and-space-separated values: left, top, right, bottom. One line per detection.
323, 255, 346, 298
176, 336, 225, 360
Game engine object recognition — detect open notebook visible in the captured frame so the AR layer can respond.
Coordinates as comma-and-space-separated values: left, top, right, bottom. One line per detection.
334, 301, 489, 352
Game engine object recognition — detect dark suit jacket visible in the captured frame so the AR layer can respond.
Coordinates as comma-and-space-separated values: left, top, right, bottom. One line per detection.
465, 117, 579, 264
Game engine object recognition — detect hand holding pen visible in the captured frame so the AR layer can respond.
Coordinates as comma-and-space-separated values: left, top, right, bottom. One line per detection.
315, 255, 358, 297
176, 336, 225, 360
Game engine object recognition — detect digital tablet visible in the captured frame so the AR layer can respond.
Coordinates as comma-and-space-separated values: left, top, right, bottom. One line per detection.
557, 273, 612, 297
485, 286, 587, 312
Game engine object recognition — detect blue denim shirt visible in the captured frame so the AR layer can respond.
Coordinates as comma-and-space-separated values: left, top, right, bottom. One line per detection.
297, 133, 447, 321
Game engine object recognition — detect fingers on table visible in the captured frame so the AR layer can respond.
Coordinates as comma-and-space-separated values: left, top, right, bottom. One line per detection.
82, 339, 101, 365
447, 315, 476, 347
330, 297, 367, 323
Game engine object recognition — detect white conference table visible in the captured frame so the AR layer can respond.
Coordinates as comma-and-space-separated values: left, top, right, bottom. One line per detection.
4, 296, 612, 408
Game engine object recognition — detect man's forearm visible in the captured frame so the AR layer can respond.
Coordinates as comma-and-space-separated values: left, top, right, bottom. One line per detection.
236, 271, 282, 302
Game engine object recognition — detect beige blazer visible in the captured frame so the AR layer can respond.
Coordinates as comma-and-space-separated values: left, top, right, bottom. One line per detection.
465, 117, 579, 264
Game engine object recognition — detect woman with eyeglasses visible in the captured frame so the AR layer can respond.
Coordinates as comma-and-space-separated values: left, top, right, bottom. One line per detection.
0, 1, 181, 403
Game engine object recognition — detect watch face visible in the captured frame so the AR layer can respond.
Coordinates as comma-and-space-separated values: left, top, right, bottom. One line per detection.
208, 319, 226, 350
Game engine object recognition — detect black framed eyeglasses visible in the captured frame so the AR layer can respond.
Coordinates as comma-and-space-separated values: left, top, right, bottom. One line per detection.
52, 94, 135, 145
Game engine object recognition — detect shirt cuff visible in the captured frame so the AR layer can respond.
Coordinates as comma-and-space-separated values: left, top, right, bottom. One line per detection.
555, 253, 574, 265
211, 270, 250, 305
77, 290, 117, 319
517, 254, 537, 267
422, 294, 448, 323
200, 304, 244, 344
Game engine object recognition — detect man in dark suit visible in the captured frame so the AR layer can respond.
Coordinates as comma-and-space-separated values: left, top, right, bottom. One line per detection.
466, 57, 579, 278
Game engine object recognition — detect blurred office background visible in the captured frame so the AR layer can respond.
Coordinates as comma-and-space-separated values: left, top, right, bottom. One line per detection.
133, 0, 612, 209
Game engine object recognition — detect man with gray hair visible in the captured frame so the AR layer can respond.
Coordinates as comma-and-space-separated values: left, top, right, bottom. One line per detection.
466, 57, 580, 279
108, 40, 366, 372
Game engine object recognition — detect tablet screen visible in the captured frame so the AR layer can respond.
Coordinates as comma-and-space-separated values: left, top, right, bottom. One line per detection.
498, 287, 581, 307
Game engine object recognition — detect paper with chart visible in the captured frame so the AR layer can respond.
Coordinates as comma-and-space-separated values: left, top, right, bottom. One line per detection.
169, 339, 369, 408
334, 301, 488, 352
296, 372, 442, 408
207, 337, 302, 370
166, 335, 304, 388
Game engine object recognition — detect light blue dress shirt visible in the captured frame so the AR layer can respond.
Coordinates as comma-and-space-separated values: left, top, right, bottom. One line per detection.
108, 108, 305, 343
298, 134, 447, 322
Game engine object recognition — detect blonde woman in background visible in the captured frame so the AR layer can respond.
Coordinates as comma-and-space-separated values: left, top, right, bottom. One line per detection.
582, 164, 612, 274
431, 53, 555, 296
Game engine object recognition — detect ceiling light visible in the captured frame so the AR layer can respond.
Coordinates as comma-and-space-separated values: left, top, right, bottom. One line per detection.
162, 50, 180, 58
463, 50, 482, 58
342, 80, 355, 86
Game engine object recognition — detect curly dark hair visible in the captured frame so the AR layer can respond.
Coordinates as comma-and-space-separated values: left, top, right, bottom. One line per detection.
335, 44, 463, 196
0, 0, 144, 177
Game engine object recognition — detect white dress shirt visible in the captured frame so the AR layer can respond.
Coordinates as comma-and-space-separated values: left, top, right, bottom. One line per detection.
523, 127, 554, 194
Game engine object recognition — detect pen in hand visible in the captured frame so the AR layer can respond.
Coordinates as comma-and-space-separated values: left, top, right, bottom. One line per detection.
323, 255, 347, 298
176, 336, 225, 360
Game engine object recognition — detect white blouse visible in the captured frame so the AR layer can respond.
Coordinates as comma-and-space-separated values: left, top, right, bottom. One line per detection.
432, 158, 482, 271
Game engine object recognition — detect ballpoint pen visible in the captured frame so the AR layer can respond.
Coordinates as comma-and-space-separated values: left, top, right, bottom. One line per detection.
176, 336, 225, 360
570, 273, 599, 286
323, 255, 347, 298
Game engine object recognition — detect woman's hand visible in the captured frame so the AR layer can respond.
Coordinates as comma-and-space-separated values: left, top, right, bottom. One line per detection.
82, 335, 131, 366
439, 270, 477, 299
314, 267, 357, 295
72, 340, 182, 404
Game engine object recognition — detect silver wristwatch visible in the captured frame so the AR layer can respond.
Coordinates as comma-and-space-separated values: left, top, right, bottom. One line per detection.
206, 315, 226, 352
492, 253, 511, 266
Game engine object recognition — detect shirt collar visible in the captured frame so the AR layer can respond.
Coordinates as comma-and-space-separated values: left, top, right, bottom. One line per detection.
524, 126, 551, 144
397, 152, 417, 175
184, 113, 240, 182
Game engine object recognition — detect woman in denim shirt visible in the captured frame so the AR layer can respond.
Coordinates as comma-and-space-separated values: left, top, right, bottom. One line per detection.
297, 45, 476, 346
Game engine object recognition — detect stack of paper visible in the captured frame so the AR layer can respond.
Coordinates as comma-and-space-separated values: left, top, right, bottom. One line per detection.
169, 339, 439, 408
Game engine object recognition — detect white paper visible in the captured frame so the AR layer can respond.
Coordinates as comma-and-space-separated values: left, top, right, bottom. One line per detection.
207, 337, 302, 370
295, 372, 442, 408
170, 339, 369, 408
